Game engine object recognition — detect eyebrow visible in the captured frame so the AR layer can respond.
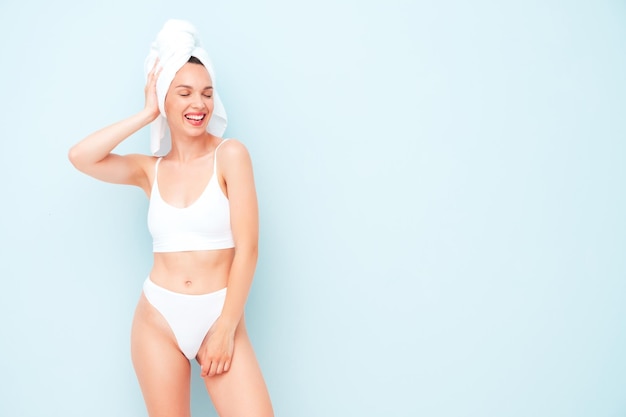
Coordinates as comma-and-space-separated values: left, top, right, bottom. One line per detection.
174, 84, 213, 90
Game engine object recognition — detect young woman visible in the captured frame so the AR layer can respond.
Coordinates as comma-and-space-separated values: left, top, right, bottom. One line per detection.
68, 21, 273, 417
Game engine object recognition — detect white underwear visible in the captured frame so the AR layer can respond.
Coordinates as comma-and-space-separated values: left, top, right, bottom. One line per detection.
143, 277, 227, 360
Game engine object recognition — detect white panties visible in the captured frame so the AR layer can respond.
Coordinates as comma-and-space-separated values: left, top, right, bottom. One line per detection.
143, 278, 227, 360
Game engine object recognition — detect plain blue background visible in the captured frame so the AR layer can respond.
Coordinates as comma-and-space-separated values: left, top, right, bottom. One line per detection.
1, 1, 625, 416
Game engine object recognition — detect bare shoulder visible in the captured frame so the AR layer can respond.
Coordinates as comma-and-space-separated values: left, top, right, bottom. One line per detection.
219, 138, 252, 167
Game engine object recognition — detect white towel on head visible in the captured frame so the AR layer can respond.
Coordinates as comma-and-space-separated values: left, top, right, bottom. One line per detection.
144, 19, 227, 156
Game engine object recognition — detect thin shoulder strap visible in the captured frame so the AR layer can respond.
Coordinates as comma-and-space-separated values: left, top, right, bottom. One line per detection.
154, 157, 163, 174
152, 157, 163, 189
213, 139, 230, 175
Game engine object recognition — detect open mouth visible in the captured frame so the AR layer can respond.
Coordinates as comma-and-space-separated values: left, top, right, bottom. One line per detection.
184, 113, 206, 127
185, 113, 206, 122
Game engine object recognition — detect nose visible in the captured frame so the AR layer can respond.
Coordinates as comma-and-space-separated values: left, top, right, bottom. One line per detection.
191, 93, 206, 109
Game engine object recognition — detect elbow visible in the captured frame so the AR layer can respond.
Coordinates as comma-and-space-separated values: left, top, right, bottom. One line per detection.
245, 243, 259, 261
251, 244, 259, 261
67, 145, 80, 168
235, 242, 258, 262
68, 144, 88, 171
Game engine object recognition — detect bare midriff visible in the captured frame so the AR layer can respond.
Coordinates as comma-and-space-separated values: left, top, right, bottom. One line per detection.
150, 248, 235, 295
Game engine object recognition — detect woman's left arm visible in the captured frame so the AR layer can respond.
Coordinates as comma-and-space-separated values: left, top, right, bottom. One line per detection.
200, 139, 259, 377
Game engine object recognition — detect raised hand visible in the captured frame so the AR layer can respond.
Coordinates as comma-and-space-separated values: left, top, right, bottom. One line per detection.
144, 58, 162, 121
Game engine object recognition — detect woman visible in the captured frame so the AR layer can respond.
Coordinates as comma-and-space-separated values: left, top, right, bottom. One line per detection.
68, 21, 273, 417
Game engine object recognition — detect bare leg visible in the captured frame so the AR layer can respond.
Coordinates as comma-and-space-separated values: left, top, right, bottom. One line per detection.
202, 318, 274, 417
131, 293, 192, 417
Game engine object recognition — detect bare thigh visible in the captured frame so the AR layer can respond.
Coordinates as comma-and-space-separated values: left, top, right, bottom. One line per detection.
202, 318, 274, 417
131, 293, 192, 417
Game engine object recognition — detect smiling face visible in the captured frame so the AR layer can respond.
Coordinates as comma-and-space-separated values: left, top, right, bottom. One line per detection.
164, 61, 214, 137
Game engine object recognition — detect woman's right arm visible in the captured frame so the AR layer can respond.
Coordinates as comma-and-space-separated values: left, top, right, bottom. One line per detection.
68, 110, 156, 187
68, 62, 161, 188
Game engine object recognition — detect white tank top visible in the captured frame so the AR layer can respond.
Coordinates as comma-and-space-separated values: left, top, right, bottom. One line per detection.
147, 139, 234, 252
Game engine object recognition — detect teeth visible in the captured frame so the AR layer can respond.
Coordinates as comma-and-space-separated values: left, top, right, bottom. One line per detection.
186, 114, 204, 121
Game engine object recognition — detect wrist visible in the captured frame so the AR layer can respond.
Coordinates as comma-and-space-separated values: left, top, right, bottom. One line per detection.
217, 313, 241, 331
138, 107, 159, 124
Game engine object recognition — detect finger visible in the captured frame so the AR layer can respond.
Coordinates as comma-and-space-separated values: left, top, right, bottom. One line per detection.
199, 356, 212, 377
223, 360, 231, 373
149, 60, 161, 79
152, 66, 162, 80
151, 57, 160, 73
216, 361, 225, 375
208, 360, 218, 377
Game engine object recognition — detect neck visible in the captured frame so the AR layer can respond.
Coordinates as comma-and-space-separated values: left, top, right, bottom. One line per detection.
167, 132, 217, 162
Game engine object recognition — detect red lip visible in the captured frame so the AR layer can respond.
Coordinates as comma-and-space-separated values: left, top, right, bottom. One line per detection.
184, 113, 206, 127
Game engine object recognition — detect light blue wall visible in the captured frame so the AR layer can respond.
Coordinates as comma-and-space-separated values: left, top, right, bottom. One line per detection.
1, 1, 625, 416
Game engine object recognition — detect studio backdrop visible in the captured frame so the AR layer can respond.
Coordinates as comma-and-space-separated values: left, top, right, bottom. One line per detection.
0, 1, 625, 416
